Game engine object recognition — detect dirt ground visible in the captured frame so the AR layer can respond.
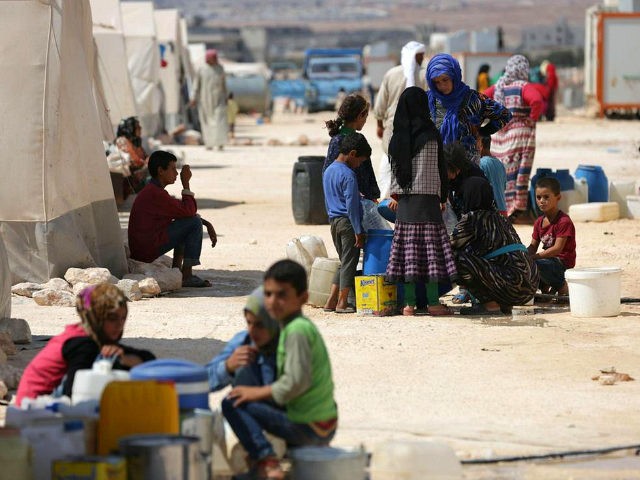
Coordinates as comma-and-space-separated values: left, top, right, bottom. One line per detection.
6, 105, 640, 478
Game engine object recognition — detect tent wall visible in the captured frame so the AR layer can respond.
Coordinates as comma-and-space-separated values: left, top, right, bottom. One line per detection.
121, 1, 163, 136
0, 236, 10, 320
91, 0, 138, 132
0, 0, 127, 283
155, 9, 182, 131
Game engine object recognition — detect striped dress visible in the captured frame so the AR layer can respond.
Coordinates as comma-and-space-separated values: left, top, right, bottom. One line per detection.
489, 80, 536, 215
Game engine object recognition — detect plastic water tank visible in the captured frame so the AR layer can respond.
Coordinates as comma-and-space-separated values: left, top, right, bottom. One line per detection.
292, 156, 328, 225
363, 229, 393, 275
575, 165, 609, 202
130, 359, 210, 410
530, 168, 575, 214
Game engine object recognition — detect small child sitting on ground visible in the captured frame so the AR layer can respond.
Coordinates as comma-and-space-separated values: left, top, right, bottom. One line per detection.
222, 259, 337, 480
477, 135, 507, 217
527, 177, 576, 295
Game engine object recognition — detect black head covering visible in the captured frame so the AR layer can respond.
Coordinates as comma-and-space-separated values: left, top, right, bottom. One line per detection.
478, 64, 490, 74
461, 176, 495, 213
116, 116, 141, 147
388, 86, 440, 190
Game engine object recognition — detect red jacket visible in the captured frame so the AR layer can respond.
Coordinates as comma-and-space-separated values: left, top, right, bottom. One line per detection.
128, 181, 197, 262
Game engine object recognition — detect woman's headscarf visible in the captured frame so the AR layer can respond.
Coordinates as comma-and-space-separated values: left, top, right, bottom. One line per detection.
461, 176, 495, 213
116, 116, 141, 147
400, 41, 426, 88
205, 49, 218, 64
426, 54, 472, 146
388, 86, 440, 190
493, 54, 530, 105
76, 283, 127, 346
244, 287, 279, 354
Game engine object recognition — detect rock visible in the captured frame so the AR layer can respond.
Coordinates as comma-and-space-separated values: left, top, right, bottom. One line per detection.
72, 282, 92, 296
108, 275, 120, 284
64, 267, 114, 286
32, 289, 76, 307
297, 134, 309, 146
123, 273, 146, 282
152, 268, 183, 292
153, 255, 174, 269
0, 318, 32, 344
266, 138, 282, 146
0, 332, 16, 356
43, 277, 72, 292
128, 259, 151, 275
0, 364, 22, 389
116, 279, 142, 301
0, 347, 6, 365
249, 239, 258, 245
138, 278, 161, 296
11, 282, 43, 298
0, 380, 7, 400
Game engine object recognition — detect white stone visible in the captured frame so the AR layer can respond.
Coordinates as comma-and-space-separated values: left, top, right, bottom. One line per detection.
138, 278, 161, 296
64, 267, 114, 286
72, 282, 92, 296
117, 279, 143, 301
43, 278, 72, 292
0, 380, 7, 400
32, 289, 76, 307
152, 268, 183, 292
249, 239, 258, 245
0, 364, 22, 389
128, 259, 151, 275
153, 255, 174, 268
11, 282, 43, 298
0, 332, 16, 356
0, 318, 32, 344
123, 273, 146, 282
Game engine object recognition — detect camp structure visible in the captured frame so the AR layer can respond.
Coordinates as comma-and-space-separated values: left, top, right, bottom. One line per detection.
0, 0, 128, 284
154, 8, 183, 132
90, 0, 138, 133
0, 236, 10, 320
121, 1, 163, 136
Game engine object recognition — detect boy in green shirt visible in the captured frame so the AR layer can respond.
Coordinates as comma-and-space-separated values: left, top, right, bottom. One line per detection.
222, 259, 338, 480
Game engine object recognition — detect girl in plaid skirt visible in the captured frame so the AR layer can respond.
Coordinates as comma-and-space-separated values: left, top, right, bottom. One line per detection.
386, 87, 457, 316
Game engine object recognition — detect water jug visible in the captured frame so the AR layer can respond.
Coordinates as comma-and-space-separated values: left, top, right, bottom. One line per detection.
530, 168, 576, 215
609, 180, 636, 217
308, 257, 340, 307
575, 165, 609, 202
291, 156, 328, 224
72, 359, 130, 405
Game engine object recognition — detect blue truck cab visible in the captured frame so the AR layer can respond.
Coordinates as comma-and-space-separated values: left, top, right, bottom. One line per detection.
302, 48, 363, 112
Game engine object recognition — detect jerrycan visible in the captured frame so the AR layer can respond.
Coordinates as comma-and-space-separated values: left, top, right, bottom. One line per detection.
72, 359, 130, 405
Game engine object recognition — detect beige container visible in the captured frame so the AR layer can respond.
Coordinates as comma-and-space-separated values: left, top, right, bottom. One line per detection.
626, 195, 640, 219
307, 257, 340, 307
0, 428, 32, 480
609, 180, 636, 217
568, 202, 619, 222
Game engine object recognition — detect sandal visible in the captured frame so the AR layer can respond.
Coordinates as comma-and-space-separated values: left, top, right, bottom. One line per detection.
428, 304, 453, 316
182, 275, 212, 288
335, 305, 356, 314
402, 305, 415, 316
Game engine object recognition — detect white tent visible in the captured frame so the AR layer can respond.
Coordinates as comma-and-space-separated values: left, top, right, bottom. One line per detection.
154, 8, 182, 132
0, 0, 127, 283
90, 0, 138, 133
120, 1, 162, 136
0, 236, 10, 320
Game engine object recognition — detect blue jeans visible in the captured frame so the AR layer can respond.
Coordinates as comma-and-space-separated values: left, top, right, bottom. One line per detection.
221, 398, 334, 460
158, 216, 203, 267
536, 258, 567, 290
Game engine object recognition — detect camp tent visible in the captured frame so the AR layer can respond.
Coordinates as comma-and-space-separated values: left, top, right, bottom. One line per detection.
0, 236, 10, 320
90, 0, 138, 133
121, 1, 163, 136
0, 0, 128, 284
154, 8, 182, 132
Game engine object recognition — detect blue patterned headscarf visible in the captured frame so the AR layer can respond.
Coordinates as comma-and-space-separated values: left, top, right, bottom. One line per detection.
426, 54, 471, 145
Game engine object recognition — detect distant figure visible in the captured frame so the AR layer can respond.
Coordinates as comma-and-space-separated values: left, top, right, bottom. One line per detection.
115, 116, 149, 195
476, 64, 491, 92
190, 49, 228, 150
227, 92, 239, 139
497, 26, 504, 52
334, 87, 347, 111
540, 60, 558, 121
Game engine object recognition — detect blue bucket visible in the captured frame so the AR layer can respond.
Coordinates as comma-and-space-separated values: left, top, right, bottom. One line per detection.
130, 359, 209, 410
575, 165, 608, 202
363, 229, 393, 275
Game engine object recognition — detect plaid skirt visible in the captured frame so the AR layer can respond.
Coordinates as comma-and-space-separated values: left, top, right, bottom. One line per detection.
386, 221, 458, 284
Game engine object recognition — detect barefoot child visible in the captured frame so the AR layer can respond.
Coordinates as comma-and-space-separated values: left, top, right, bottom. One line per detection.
527, 177, 576, 295
222, 260, 337, 480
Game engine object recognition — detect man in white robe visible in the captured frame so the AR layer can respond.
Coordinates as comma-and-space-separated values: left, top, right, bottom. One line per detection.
190, 49, 228, 150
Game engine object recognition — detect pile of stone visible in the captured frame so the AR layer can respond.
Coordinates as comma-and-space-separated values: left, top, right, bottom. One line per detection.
0, 318, 30, 400
11, 256, 183, 307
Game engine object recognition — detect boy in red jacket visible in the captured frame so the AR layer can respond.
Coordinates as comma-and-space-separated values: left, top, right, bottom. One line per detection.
128, 150, 215, 287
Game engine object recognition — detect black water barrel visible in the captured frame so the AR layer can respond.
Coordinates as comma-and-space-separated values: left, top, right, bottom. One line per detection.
291, 156, 329, 225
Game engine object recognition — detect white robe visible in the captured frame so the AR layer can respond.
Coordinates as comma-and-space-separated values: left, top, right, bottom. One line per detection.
192, 63, 228, 148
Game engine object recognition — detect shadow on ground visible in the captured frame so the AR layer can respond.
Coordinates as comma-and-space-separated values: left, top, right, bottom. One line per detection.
162, 269, 264, 299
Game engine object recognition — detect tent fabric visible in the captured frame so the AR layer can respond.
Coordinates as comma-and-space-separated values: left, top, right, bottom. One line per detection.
0, 0, 127, 283
91, 0, 138, 132
155, 9, 181, 130
121, 1, 163, 136
0, 236, 10, 320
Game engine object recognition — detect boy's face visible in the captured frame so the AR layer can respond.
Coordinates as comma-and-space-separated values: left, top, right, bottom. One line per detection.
156, 161, 178, 186
263, 278, 308, 322
535, 187, 561, 214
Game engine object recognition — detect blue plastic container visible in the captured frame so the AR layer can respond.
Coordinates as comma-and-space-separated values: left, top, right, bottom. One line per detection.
575, 165, 608, 202
376, 199, 396, 223
363, 229, 393, 275
130, 359, 209, 410
530, 168, 576, 214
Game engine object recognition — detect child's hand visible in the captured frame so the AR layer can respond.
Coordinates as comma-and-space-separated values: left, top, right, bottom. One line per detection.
207, 224, 217, 248
225, 345, 257, 373
228, 385, 270, 407
100, 344, 124, 359
180, 164, 192, 186
355, 233, 365, 248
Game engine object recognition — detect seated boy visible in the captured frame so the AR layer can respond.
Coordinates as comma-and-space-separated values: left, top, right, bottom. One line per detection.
477, 135, 508, 217
222, 259, 337, 480
128, 150, 215, 287
321, 132, 371, 313
527, 177, 576, 295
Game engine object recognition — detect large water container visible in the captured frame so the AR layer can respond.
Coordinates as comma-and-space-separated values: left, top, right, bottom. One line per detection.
530, 168, 575, 214
292, 156, 328, 225
71, 359, 130, 405
363, 229, 393, 275
308, 257, 340, 307
575, 165, 609, 202
130, 359, 209, 410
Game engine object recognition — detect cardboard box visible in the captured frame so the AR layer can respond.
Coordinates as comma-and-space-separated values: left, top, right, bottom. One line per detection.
355, 275, 397, 316
52, 456, 126, 480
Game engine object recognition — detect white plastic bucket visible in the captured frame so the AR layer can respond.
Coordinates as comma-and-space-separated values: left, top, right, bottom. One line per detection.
565, 267, 622, 317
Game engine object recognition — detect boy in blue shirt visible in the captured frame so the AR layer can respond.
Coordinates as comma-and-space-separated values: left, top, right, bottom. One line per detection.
321, 133, 372, 313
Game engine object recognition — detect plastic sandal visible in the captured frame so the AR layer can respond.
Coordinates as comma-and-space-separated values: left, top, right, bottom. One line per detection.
181, 275, 212, 288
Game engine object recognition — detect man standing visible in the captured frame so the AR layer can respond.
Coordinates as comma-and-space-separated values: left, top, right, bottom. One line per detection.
373, 41, 426, 198
190, 49, 228, 150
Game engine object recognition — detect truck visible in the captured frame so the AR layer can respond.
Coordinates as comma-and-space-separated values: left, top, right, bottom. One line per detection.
302, 48, 364, 112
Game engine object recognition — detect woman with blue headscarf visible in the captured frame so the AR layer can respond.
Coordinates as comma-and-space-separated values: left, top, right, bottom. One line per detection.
426, 53, 511, 162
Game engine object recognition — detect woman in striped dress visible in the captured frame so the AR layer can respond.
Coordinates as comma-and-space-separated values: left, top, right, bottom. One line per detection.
451, 177, 539, 315
385, 87, 457, 316
484, 55, 545, 223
